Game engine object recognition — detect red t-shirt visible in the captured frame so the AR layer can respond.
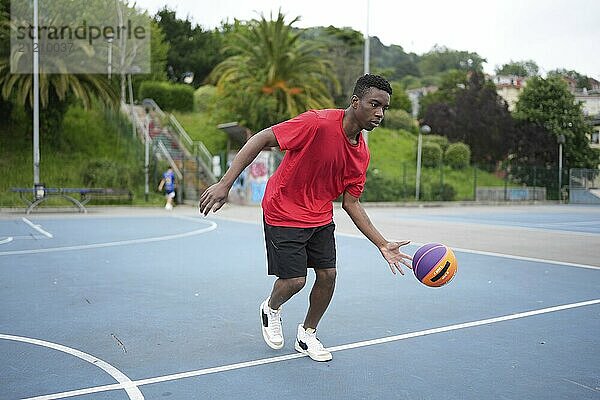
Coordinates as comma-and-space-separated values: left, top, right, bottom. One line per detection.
262, 109, 370, 228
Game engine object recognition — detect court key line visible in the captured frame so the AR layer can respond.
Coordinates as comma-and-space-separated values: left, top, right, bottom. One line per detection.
20, 298, 600, 400
21, 217, 53, 238
0, 334, 143, 400
0, 217, 217, 257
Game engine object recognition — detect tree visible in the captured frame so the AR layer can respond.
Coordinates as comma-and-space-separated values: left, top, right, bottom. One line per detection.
418, 45, 486, 76
302, 26, 362, 107
495, 60, 539, 77
209, 11, 337, 131
547, 68, 595, 91
514, 75, 598, 169
0, 0, 136, 143
154, 7, 224, 87
422, 71, 515, 166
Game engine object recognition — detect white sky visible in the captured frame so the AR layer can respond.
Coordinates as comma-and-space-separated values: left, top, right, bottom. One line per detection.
135, 0, 599, 79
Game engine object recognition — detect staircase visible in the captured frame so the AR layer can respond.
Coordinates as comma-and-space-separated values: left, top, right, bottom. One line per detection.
125, 101, 217, 201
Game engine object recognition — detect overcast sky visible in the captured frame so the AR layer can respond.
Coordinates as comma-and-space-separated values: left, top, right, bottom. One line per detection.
136, 0, 599, 79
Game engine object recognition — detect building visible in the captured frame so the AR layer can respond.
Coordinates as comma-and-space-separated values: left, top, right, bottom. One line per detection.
491, 75, 528, 111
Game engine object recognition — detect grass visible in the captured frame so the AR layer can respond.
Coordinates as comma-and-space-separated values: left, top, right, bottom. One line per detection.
171, 111, 228, 155
0, 103, 508, 207
0, 103, 165, 207
367, 127, 506, 201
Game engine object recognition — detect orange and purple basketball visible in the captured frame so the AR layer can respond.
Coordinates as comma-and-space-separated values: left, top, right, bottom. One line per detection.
412, 243, 457, 287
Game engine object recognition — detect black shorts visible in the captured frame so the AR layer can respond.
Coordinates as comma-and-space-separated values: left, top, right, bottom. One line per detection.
263, 220, 336, 279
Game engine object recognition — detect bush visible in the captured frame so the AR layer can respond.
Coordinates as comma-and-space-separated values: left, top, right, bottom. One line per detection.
423, 134, 449, 151
81, 159, 137, 188
420, 141, 443, 168
382, 109, 417, 132
362, 170, 413, 201
420, 182, 456, 201
445, 142, 471, 169
194, 85, 218, 113
139, 81, 194, 112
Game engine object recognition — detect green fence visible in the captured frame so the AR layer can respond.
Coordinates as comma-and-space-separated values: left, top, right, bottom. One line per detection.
362, 162, 571, 202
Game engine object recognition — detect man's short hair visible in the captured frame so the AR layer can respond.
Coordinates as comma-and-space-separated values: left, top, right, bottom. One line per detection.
352, 74, 392, 98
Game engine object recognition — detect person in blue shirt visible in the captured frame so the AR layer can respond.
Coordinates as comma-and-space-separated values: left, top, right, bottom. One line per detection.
158, 167, 176, 210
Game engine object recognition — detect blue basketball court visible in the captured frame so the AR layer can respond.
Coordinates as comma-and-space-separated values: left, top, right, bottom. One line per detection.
1, 204, 599, 399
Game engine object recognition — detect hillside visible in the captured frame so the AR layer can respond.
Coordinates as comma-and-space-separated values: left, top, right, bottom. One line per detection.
0, 104, 163, 207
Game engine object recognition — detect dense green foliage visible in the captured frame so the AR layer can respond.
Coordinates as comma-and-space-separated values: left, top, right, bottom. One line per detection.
495, 60, 539, 77
0, 3, 597, 206
421, 142, 443, 168
139, 81, 194, 112
514, 76, 598, 169
445, 142, 471, 170
209, 12, 337, 131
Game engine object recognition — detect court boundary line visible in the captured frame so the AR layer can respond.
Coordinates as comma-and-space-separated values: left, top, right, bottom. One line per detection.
0, 217, 217, 257
20, 298, 600, 400
0, 334, 143, 400
207, 216, 600, 270
336, 231, 600, 271
0, 236, 13, 245
22, 217, 53, 238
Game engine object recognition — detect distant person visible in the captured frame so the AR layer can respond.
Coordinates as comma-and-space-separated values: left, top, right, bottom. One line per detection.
198, 74, 412, 362
158, 166, 176, 210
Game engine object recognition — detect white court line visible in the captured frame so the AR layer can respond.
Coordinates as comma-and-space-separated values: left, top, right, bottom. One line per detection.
448, 245, 600, 271
21, 299, 600, 400
206, 217, 600, 270
21, 217, 53, 238
0, 334, 143, 400
336, 232, 600, 271
0, 218, 217, 257
0, 237, 13, 245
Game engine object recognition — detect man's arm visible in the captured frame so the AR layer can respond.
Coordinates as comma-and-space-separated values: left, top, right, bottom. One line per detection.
342, 191, 412, 275
198, 127, 279, 215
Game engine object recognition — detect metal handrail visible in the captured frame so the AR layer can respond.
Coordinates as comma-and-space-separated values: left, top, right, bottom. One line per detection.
156, 141, 183, 180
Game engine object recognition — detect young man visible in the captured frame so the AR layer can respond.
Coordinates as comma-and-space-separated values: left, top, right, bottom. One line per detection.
158, 166, 176, 210
199, 74, 412, 362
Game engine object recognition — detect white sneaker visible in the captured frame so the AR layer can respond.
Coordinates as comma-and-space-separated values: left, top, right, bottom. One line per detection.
294, 324, 332, 362
260, 298, 283, 349
165, 203, 173, 210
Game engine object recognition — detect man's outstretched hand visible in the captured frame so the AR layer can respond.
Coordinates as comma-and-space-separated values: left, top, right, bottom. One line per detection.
198, 182, 230, 216
380, 240, 413, 275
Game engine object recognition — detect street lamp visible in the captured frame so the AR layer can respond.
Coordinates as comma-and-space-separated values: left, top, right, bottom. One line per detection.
557, 133, 566, 202
106, 31, 114, 80
415, 124, 431, 200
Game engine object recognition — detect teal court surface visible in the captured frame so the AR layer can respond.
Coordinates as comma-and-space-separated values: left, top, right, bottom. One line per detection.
0, 204, 599, 399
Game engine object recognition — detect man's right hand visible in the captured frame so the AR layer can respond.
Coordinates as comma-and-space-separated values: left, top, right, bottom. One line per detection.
198, 182, 230, 216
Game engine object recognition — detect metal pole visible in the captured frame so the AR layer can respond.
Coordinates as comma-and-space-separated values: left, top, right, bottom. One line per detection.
363, 0, 370, 146
558, 142, 563, 202
145, 114, 150, 202
557, 133, 565, 203
415, 132, 422, 200
128, 74, 136, 138
415, 124, 430, 200
107, 37, 113, 80
33, 0, 40, 186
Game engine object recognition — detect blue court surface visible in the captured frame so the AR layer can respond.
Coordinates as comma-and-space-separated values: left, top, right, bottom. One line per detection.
0, 205, 599, 400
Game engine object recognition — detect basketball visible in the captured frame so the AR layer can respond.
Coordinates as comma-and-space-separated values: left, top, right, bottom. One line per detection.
412, 243, 457, 287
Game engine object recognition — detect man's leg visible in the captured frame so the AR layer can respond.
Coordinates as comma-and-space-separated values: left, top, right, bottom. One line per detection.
268, 276, 306, 310
303, 268, 336, 329
295, 268, 336, 362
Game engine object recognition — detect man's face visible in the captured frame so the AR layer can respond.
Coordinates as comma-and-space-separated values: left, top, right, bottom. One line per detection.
352, 87, 391, 131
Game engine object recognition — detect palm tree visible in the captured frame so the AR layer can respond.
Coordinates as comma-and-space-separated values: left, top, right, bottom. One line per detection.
0, 7, 121, 143
209, 11, 338, 130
